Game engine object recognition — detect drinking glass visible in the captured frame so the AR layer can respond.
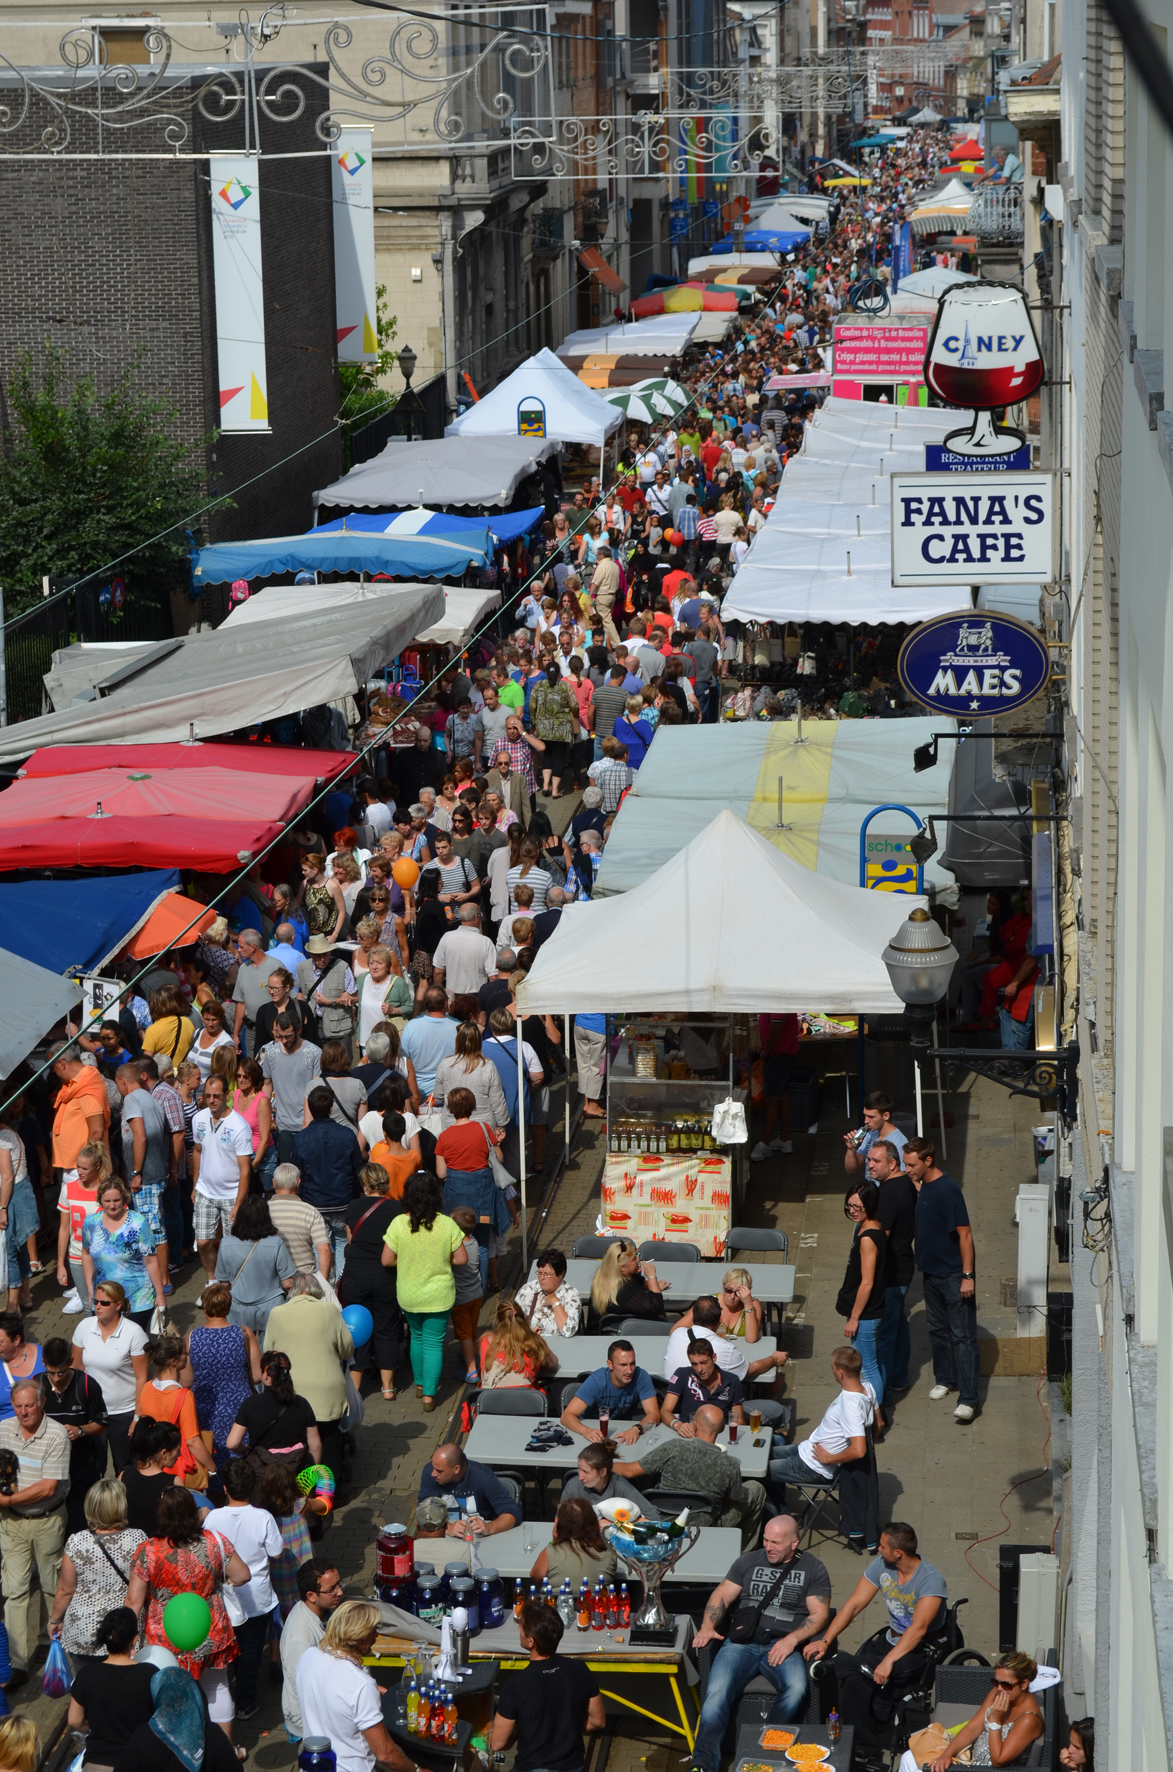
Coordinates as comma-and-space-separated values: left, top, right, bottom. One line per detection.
924, 280, 1044, 454
598, 1413, 610, 1441
748, 1408, 762, 1434
728, 1418, 739, 1444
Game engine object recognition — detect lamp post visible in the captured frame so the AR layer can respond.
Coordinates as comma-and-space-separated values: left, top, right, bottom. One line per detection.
395, 345, 422, 441
882, 906, 959, 1136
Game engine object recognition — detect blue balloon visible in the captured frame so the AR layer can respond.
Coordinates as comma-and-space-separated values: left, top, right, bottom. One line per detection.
342, 1304, 374, 1347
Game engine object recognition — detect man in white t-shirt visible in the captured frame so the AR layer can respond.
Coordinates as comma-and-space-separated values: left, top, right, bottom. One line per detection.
663, 1295, 791, 1391
280, 1558, 346, 1741
190, 1075, 253, 1276
297, 1603, 412, 1772
766, 1347, 875, 1498
205, 1458, 284, 1718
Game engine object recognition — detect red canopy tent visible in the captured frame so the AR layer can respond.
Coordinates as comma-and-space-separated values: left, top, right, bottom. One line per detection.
15, 742, 356, 782
0, 817, 286, 874
947, 137, 984, 160
0, 768, 313, 828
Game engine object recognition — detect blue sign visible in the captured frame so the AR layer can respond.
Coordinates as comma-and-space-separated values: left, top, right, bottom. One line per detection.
891, 222, 911, 293
897, 610, 1051, 717
925, 443, 1032, 472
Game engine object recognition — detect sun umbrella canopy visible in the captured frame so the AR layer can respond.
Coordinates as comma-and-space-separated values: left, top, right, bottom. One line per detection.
192, 529, 491, 585
632, 377, 691, 408
601, 386, 681, 423
0, 766, 313, 828
309, 506, 543, 545
629, 286, 739, 317
17, 742, 355, 783
823, 175, 871, 187
0, 816, 288, 875
120, 892, 217, 959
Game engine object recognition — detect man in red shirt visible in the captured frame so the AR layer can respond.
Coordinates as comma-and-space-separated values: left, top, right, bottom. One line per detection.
700, 434, 723, 480
751, 1014, 800, 1162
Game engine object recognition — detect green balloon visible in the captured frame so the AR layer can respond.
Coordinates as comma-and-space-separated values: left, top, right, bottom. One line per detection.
163, 1592, 212, 1652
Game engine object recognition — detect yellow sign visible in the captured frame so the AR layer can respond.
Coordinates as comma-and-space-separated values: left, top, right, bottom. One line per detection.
864, 832, 920, 893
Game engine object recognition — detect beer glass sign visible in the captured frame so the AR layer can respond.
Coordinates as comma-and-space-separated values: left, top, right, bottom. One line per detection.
923, 281, 1044, 455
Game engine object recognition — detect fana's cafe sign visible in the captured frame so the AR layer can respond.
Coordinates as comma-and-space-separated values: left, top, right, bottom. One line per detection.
897, 611, 1051, 716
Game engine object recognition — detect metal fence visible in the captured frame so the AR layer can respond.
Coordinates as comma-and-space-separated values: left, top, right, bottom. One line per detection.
966, 184, 1023, 242
4, 586, 173, 726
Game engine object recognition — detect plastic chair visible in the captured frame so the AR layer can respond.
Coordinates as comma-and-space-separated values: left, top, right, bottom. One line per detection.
573, 1234, 623, 1258
604, 1316, 674, 1336
637, 1240, 702, 1262
477, 1387, 548, 1416
725, 1227, 790, 1259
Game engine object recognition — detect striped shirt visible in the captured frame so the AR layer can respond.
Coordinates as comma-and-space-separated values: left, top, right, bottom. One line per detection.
505, 864, 551, 915
0, 1414, 71, 1515
697, 514, 718, 542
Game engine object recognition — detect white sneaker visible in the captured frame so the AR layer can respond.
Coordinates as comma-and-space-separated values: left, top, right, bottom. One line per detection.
954, 1403, 975, 1422
750, 1141, 771, 1162
62, 1293, 85, 1314
770, 1138, 794, 1154
928, 1384, 951, 1401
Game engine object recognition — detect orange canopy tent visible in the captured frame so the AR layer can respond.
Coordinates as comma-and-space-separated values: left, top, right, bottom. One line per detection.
118, 892, 217, 960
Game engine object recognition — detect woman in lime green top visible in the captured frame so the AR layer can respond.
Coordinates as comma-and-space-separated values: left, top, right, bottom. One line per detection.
381, 1172, 467, 1410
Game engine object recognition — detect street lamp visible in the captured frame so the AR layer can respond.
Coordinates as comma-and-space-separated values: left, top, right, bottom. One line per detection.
397, 344, 417, 386
882, 906, 959, 1138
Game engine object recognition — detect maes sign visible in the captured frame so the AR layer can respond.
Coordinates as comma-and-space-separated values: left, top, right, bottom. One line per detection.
897, 611, 1051, 716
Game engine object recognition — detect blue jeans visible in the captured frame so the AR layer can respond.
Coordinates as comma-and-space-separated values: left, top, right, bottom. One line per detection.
694, 1640, 809, 1771
767, 1444, 835, 1506
877, 1285, 910, 1396
922, 1272, 979, 1408
321, 1212, 349, 1281
255, 1143, 278, 1194
998, 1007, 1033, 1049
593, 737, 606, 762
850, 1317, 886, 1407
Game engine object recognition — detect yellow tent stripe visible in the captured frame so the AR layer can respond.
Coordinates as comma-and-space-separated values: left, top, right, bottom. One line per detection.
746, 722, 837, 872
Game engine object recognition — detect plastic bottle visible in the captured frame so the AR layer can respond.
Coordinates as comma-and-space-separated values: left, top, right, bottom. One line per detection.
576, 1582, 591, 1629
430, 1688, 447, 1743
828, 1709, 841, 1743
416, 1686, 431, 1738
590, 1582, 606, 1631
513, 1578, 526, 1620
618, 1583, 631, 1627
405, 1679, 418, 1735
605, 1585, 619, 1628
444, 1689, 458, 1745
556, 1581, 576, 1628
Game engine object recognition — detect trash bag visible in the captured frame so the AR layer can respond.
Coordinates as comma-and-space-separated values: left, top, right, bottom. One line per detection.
42, 1635, 73, 1698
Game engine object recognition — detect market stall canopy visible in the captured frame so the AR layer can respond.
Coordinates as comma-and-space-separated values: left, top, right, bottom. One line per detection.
315, 436, 559, 512
687, 251, 784, 277
909, 178, 977, 233
192, 528, 490, 585
446, 349, 623, 447
118, 891, 217, 961
593, 724, 952, 898
0, 815, 288, 875
44, 642, 163, 713
948, 137, 984, 159
0, 869, 182, 974
909, 107, 943, 122
0, 766, 313, 828
17, 742, 355, 783
515, 810, 920, 1015
221, 579, 500, 650
779, 196, 832, 223
0, 586, 442, 766
629, 286, 739, 317
710, 203, 810, 252
0, 950, 81, 1079
557, 317, 700, 361
310, 506, 543, 545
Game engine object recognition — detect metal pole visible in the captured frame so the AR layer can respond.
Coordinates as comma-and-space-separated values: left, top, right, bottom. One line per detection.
564, 1014, 571, 1160
914, 1054, 924, 1136
0, 585, 7, 726
518, 1020, 528, 1274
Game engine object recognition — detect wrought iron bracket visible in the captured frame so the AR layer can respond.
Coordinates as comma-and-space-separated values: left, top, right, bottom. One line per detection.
920, 1042, 1079, 1126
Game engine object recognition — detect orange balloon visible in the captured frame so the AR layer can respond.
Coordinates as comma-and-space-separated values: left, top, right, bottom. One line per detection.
392, 858, 420, 889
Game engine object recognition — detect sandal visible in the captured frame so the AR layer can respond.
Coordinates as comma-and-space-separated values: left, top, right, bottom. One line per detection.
464, 1367, 479, 1384
234, 1749, 248, 1762
28, 1262, 43, 1275
382, 1388, 397, 1401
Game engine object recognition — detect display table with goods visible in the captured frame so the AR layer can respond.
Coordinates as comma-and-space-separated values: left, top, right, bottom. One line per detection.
733, 1718, 854, 1772
602, 1016, 742, 1254
474, 1523, 742, 1584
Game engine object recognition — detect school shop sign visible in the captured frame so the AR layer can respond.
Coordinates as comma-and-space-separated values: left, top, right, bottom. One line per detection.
897, 612, 1051, 717
889, 470, 1053, 586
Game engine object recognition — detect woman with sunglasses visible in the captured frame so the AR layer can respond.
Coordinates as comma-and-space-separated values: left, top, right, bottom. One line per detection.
920, 1651, 1043, 1771
70, 1278, 151, 1475
675, 1265, 764, 1343
836, 1182, 886, 1419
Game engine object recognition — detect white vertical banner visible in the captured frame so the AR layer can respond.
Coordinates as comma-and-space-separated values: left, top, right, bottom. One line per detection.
332, 127, 378, 361
209, 154, 270, 432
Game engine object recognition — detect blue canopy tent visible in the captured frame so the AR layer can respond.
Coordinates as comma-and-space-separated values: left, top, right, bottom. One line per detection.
851, 135, 899, 148
709, 202, 810, 255
192, 529, 491, 586
0, 869, 181, 976
310, 506, 543, 545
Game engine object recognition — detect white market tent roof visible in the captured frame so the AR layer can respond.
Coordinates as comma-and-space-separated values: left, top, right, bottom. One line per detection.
688, 251, 783, 277
446, 349, 623, 447
315, 436, 559, 512
0, 948, 82, 1079
44, 642, 164, 713
222, 580, 499, 648
592, 721, 953, 899
515, 810, 920, 1015
556, 315, 701, 358
721, 395, 970, 626
0, 585, 443, 766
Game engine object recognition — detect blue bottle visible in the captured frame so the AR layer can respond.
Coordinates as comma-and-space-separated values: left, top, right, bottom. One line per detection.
298, 1740, 337, 1772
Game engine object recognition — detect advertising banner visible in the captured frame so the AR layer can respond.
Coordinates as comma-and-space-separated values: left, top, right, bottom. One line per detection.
209, 155, 269, 432
890, 470, 1054, 585
832, 322, 929, 380
332, 127, 378, 362
896, 610, 1052, 717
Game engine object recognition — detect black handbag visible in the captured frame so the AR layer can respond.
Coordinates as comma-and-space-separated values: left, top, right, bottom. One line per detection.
726, 1566, 788, 1644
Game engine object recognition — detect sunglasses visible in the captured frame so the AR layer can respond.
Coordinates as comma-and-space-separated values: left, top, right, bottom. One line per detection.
992, 1680, 1019, 1691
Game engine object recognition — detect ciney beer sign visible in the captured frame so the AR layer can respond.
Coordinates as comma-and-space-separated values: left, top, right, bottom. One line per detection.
897, 611, 1051, 717
889, 471, 1054, 585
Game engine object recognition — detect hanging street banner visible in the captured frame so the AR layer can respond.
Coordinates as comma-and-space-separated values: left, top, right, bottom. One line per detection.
209, 155, 269, 432
890, 470, 1054, 585
897, 610, 1052, 716
332, 127, 378, 362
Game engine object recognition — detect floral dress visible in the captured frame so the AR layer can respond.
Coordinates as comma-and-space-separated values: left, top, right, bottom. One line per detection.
529, 681, 579, 746
188, 1324, 254, 1466
81, 1209, 156, 1311
304, 882, 339, 938
60, 1527, 147, 1657
130, 1530, 238, 1675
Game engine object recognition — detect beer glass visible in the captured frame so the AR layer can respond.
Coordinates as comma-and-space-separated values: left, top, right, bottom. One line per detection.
728, 1417, 739, 1443
923, 280, 1044, 454
749, 1406, 762, 1434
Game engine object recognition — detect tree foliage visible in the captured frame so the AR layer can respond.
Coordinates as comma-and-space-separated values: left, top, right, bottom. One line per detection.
338, 283, 400, 433
0, 346, 213, 616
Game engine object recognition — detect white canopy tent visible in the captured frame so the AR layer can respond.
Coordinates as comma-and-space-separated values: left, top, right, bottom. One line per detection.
315, 436, 559, 513
0, 585, 444, 766
446, 349, 623, 446
515, 810, 919, 1015
687, 251, 783, 277
221, 580, 499, 649
0, 949, 82, 1079
557, 316, 700, 358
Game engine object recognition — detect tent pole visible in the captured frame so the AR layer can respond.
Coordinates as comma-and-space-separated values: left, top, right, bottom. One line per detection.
518, 1020, 528, 1273
565, 1013, 571, 1162
914, 1054, 924, 1137
933, 1008, 948, 1161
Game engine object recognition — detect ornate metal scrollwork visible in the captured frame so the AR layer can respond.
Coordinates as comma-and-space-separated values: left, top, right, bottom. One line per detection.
510, 111, 781, 182
923, 1042, 1080, 1129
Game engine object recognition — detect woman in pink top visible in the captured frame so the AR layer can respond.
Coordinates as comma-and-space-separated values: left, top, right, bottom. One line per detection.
566, 656, 594, 791
232, 1057, 275, 1191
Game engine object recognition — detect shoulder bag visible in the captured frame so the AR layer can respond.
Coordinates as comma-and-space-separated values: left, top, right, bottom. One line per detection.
726, 1564, 790, 1644
243, 1398, 311, 1476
